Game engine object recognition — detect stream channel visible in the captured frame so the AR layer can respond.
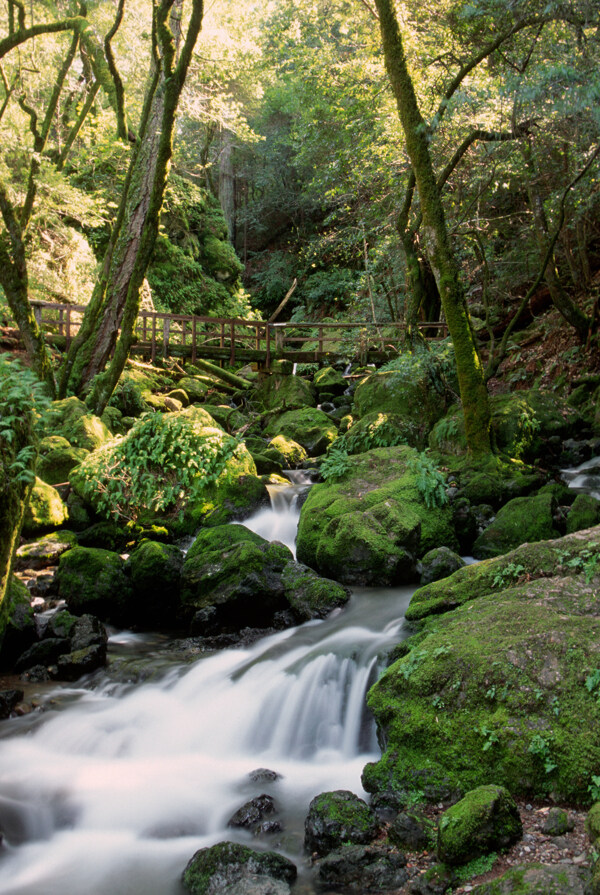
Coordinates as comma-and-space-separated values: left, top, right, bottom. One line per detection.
0, 474, 415, 895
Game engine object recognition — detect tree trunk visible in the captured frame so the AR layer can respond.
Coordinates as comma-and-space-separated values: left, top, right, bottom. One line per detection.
219, 126, 236, 241
374, 0, 491, 455
61, 0, 205, 412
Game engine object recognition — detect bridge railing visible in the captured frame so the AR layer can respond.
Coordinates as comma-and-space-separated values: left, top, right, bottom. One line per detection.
29, 300, 448, 365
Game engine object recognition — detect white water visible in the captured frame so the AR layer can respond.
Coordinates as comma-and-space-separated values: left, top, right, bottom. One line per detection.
0, 484, 414, 895
561, 454, 600, 500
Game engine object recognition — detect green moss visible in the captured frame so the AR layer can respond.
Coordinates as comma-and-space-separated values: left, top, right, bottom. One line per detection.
365, 567, 600, 803
469, 863, 588, 894
437, 785, 522, 865
22, 477, 69, 536
313, 366, 345, 393
253, 373, 316, 411
37, 445, 89, 486
473, 492, 559, 559
586, 803, 600, 844
182, 841, 296, 895
567, 494, 600, 535
266, 434, 308, 467
281, 561, 349, 620
56, 546, 132, 623
264, 407, 337, 456
296, 446, 457, 586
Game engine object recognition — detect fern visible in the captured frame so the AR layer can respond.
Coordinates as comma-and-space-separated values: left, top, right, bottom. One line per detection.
407, 452, 448, 509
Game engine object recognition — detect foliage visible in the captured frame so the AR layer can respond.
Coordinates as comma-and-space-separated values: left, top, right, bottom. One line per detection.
320, 413, 410, 479
588, 775, 600, 802
0, 356, 50, 486
72, 413, 243, 522
319, 444, 351, 481
454, 851, 498, 883
407, 452, 448, 509
585, 669, 600, 704
492, 562, 526, 589
528, 734, 557, 775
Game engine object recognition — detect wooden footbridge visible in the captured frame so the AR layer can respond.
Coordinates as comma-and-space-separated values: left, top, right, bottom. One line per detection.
29, 300, 447, 368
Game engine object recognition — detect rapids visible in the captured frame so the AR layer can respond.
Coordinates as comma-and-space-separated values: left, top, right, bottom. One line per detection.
0, 479, 414, 895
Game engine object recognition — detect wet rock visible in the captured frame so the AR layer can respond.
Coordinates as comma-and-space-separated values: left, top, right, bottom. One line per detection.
369, 790, 409, 822
14, 638, 70, 673
541, 807, 574, 836
437, 785, 522, 866
22, 477, 69, 537
15, 531, 78, 570
313, 843, 408, 892
227, 795, 277, 832
56, 546, 132, 625
408, 863, 456, 895
19, 665, 51, 682
182, 840, 296, 895
419, 547, 465, 586
470, 862, 588, 894
126, 540, 184, 627
55, 644, 107, 681
248, 769, 282, 783
473, 493, 559, 559
0, 577, 36, 668
304, 790, 379, 858
389, 811, 434, 851
0, 689, 24, 720
281, 561, 350, 621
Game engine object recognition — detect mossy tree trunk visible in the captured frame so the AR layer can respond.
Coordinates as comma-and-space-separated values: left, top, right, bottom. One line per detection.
61, 0, 205, 415
374, 0, 492, 456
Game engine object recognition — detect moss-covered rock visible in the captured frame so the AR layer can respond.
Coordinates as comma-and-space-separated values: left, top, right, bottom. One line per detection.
352, 368, 453, 448
22, 477, 69, 536
586, 803, 600, 844
472, 493, 559, 559
567, 494, 600, 534
178, 376, 210, 403
201, 404, 246, 433
254, 373, 316, 411
313, 365, 346, 395
437, 785, 522, 865
188, 473, 268, 530
470, 863, 589, 894
407, 526, 600, 621
430, 391, 586, 462
37, 444, 89, 486
296, 446, 457, 586
313, 844, 408, 892
419, 547, 465, 586
42, 396, 112, 450
541, 807, 573, 836
0, 576, 36, 668
304, 790, 379, 857
265, 435, 308, 468
181, 525, 292, 632
340, 411, 417, 452
281, 561, 350, 621
15, 530, 78, 569
364, 532, 600, 803
56, 547, 132, 625
101, 405, 125, 435
182, 841, 296, 895
126, 540, 184, 627
264, 407, 337, 457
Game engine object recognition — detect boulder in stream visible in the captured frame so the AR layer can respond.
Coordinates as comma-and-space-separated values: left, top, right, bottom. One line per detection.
182, 841, 296, 895
304, 790, 379, 857
313, 843, 408, 892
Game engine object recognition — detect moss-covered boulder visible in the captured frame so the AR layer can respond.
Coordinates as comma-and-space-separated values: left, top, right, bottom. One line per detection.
56, 547, 132, 625
178, 376, 209, 403
340, 411, 416, 453
42, 396, 112, 450
419, 547, 465, 586
254, 373, 316, 411
567, 494, 600, 534
22, 477, 69, 536
363, 528, 600, 802
281, 561, 350, 621
437, 785, 522, 865
201, 404, 246, 432
586, 803, 600, 844
313, 365, 346, 395
0, 577, 36, 669
37, 444, 89, 486
126, 540, 184, 627
352, 368, 453, 448
189, 473, 269, 530
472, 492, 559, 559
430, 391, 586, 462
15, 530, 78, 569
304, 790, 379, 857
182, 841, 297, 895
313, 844, 408, 892
265, 435, 308, 468
296, 446, 457, 586
264, 407, 337, 457
181, 525, 293, 632
407, 526, 600, 621
470, 864, 589, 894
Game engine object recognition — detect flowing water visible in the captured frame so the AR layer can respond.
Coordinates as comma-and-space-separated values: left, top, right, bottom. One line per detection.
0, 480, 414, 895
561, 454, 600, 500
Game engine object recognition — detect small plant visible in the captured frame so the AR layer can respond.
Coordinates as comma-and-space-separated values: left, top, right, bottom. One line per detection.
454, 851, 498, 883
588, 775, 600, 802
585, 669, 600, 703
557, 549, 600, 584
551, 696, 560, 717
492, 562, 525, 589
407, 451, 448, 509
528, 734, 557, 774
432, 694, 445, 708
0, 355, 51, 487
485, 685, 496, 701
398, 648, 428, 681
320, 444, 351, 481
478, 724, 499, 752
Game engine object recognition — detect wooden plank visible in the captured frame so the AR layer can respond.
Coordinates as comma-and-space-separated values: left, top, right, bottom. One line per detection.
151, 314, 157, 363
230, 321, 235, 365
192, 317, 197, 364
163, 317, 171, 359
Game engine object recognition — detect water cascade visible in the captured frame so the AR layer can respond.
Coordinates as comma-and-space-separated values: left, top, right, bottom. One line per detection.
0, 481, 414, 895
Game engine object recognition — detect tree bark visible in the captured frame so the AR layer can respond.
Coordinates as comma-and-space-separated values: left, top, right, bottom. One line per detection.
374, 0, 491, 456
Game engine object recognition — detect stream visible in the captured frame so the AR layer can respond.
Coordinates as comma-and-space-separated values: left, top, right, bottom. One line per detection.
0, 478, 415, 895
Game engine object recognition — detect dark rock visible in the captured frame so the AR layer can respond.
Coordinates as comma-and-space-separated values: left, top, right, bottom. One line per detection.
0, 689, 24, 720
227, 795, 277, 831
55, 644, 107, 681
437, 785, 522, 866
451, 497, 477, 553
541, 807, 574, 836
419, 547, 465, 586
369, 790, 409, 821
69, 614, 107, 651
14, 638, 70, 672
248, 769, 282, 783
408, 863, 456, 895
470, 862, 588, 894
473, 493, 559, 559
560, 439, 592, 467
389, 811, 434, 851
566, 494, 600, 534
19, 665, 51, 683
313, 844, 408, 892
281, 561, 350, 621
0, 578, 36, 669
304, 790, 379, 858
126, 540, 184, 626
56, 547, 132, 625
182, 840, 297, 895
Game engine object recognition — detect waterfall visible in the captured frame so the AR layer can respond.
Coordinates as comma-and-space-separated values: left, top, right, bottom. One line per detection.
0, 482, 413, 895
